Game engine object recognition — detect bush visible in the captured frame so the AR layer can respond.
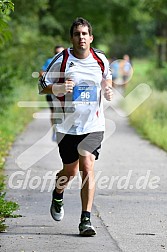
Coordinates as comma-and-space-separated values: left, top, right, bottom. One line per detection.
124, 59, 167, 152
0, 192, 20, 232
129, 89, 167, 151
147, 65, 167, 91
0, 65, 15, 113
0, 83, 40, 232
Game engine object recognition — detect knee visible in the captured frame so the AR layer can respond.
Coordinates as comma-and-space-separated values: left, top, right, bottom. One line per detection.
80, 163, 94, 179
65, 167, 78, 178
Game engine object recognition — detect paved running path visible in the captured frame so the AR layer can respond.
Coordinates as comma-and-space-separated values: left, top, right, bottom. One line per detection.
1, 94, 167, 252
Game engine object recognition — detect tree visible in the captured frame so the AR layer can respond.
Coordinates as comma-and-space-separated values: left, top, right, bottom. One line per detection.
0, 0, 14, 46
141, 0, 167, 67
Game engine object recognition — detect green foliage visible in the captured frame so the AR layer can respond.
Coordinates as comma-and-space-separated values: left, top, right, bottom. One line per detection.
43, 0, 140, 47
140, 0, 167, 67
126, 59, 167, 152
0, 0, 14, 45
0, 19, 12, 44
0, 192, 19, 232
0, 65, 15, 113
0, 83, 40, 169
0, 0, 14, 12
147, 65, 167, 91
129, 90, 167, 151
0, 83, 41, 232
141, 0, 167, 21
0, 193, 19, 218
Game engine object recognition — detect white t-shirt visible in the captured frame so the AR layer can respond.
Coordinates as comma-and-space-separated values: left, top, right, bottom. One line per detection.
39, 48, 112, 135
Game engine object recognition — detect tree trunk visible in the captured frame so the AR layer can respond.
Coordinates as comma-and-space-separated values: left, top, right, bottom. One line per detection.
157, 43, 163, 68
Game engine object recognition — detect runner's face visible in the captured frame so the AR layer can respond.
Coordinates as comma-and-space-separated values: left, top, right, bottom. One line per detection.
71, 25, 93, 51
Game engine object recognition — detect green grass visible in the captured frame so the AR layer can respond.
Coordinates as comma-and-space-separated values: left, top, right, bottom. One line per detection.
0, 84, 41, 170
129, 90, 167, 151
0, 193, 20, 232
0, 82, 43, 231
124, 59, 167, 151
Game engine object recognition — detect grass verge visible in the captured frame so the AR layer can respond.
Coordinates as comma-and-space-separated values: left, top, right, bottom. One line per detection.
124, 59, 167, 151
0, 82, 44, 231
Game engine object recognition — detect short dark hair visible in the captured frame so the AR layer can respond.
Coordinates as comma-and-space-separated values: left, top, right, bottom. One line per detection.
54, 45, 64, 54
70, 17, 92, 37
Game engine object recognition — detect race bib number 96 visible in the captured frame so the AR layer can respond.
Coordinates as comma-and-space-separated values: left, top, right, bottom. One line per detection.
72, 85, 97, 104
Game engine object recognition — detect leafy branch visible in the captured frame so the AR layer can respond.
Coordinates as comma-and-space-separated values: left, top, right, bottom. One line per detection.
0, 0, 14, 46
0, 0, 14, 13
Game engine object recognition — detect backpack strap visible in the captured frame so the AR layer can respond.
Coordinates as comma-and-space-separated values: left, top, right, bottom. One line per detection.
56, 49, 69, 112
90, 48, 105, 110
57, 48, 69, 85
90, 47, 105, 74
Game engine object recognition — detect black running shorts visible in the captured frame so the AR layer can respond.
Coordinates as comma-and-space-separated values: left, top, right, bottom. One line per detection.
57, 132, 104, 164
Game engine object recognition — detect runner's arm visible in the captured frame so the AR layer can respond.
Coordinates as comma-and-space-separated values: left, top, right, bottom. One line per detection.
40, 80, 75, 96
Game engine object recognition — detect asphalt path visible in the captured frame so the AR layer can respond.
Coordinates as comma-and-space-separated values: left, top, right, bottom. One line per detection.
1, 94, 167, 252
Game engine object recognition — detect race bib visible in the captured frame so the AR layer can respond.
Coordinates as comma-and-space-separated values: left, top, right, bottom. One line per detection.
72, 85, 97, 104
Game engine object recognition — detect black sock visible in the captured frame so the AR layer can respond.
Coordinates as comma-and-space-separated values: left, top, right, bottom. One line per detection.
81, 211, 91, 220
53, 189, 64, 200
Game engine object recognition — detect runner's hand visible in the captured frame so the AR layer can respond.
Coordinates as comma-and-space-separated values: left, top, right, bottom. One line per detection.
56, 79, 75, 94
62, 79, 75, 93
104, 86, 113, 101
52, 79, 75, 96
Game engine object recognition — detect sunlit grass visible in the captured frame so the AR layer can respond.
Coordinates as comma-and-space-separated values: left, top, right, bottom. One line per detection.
0, 84, 40, 171
0, 83, 43, 231
125, 59, 167, 151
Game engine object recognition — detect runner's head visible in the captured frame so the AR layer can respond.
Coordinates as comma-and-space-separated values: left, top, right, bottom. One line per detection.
54, 45, 64, 54
70, 17, 93, 37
